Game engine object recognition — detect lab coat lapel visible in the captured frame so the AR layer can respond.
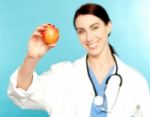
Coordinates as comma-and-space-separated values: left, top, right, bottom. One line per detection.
72, 55, 95, 116
105, 55, 123, 114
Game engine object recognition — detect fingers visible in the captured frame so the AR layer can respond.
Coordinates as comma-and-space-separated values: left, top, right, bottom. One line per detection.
33, 31, 42, 37
36, 23, 51, 32
47, 43, 56, 48
31, 24, 48, 39
31, 23, 58, 48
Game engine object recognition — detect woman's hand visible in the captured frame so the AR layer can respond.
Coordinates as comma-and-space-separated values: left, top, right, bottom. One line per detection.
27, 24, 57, 60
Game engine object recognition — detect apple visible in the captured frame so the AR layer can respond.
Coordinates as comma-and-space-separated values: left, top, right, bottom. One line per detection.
43, 24, 59, 45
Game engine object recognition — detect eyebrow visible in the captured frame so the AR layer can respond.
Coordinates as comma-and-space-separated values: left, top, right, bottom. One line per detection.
89, 23, 99, 28
76, 22, 99, 30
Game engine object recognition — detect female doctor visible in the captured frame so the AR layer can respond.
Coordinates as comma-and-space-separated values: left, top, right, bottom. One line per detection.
8, 3, 149, 117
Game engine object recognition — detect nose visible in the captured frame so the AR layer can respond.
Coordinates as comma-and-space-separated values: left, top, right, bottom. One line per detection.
86, 31, 93, 42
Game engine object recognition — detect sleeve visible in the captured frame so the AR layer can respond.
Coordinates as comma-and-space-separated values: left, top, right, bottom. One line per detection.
7, 62, 73, 112
7, 67, 57, 111
135, 75, 150, 117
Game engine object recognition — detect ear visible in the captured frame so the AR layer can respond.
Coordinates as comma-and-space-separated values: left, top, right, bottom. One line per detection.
107, 21, 112, 36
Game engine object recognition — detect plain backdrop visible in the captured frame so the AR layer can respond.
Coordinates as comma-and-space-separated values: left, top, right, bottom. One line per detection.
0, 0, 150, 117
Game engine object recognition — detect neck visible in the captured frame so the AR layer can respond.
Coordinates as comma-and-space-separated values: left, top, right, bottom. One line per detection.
88, 45, 115, 74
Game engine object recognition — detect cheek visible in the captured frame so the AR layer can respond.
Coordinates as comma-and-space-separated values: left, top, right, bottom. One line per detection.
78, 34, 86, 43
95, 28, 108, 39
79, 38, 86, 45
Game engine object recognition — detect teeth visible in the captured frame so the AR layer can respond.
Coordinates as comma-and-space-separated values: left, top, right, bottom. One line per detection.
88, 43, 97, 48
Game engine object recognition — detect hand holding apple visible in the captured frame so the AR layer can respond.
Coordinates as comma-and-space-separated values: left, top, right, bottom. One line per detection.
27, 24, 59, 60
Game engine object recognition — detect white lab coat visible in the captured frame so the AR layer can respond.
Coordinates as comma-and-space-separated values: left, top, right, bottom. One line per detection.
8, 55, 150, 117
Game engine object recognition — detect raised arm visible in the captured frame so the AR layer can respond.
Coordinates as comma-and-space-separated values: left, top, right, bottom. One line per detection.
17, 24, 58, 90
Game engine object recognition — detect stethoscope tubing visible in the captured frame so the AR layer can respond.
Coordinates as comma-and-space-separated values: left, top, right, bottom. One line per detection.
86, 54, 123, 112
86, 54, 123, 96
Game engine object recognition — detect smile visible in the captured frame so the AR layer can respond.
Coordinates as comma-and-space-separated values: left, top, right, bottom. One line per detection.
87, 42, 98, 49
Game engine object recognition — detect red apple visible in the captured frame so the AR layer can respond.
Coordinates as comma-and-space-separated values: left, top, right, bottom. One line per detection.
43, 24, 59, 45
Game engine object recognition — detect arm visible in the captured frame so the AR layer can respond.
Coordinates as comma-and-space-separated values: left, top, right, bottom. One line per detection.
17, 24, 56, 90
17, 55, 38, 90
7, 24, 57, 110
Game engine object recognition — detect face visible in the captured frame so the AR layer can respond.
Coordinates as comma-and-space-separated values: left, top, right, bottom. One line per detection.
75, 14, 112, 57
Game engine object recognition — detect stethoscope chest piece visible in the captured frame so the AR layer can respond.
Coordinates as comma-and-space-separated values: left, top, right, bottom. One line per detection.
94, 96, 103, 106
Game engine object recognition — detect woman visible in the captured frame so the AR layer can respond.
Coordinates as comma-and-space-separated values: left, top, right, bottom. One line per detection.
8, 3, 149, 117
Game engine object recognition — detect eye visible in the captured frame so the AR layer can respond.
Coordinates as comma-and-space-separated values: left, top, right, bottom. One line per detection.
91, 25, 99, 30
77, 30, 85, 35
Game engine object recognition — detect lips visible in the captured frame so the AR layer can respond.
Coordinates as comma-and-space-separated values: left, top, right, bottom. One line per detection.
88, 43, 97, 48
87, 41, 98, 49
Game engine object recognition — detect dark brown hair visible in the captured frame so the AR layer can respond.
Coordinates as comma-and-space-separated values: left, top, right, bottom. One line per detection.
73, 3, 116, 54
73, 3, 111, 28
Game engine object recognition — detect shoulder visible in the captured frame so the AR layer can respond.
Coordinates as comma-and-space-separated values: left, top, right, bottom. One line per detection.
116, 55, 149, 90
116, 55, 144, 78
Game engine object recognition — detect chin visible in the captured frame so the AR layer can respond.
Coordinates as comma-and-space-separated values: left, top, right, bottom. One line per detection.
88, 50, 101, 57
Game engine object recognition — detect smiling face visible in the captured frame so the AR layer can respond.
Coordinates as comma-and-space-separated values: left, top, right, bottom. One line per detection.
75, 14, 112, 57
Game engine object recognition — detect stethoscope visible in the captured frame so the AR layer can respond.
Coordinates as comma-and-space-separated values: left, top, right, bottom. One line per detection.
86, 54, 123, 113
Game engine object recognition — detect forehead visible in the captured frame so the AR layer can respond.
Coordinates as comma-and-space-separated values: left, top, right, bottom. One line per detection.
75, 14, 104, 28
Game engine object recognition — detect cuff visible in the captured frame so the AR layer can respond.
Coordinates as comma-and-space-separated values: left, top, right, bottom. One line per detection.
8, 68, 38, 98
